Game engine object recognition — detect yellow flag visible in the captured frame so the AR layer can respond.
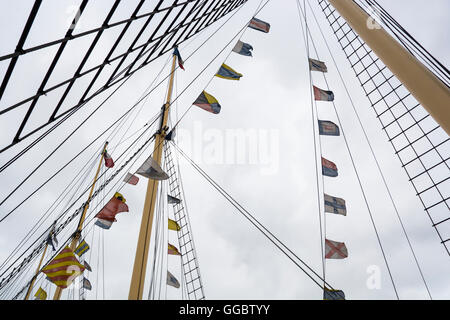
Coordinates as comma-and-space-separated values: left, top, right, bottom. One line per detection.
42, 246, 85, 288
168, 219, 181, 231
168, 243, 181, 256
34, 287, 47, 300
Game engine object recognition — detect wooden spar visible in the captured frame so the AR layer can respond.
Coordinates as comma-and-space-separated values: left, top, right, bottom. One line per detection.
52, 141, 109, 300
24, 242, 48, 300
128, 50, 177, 300
328, 0, 450, 135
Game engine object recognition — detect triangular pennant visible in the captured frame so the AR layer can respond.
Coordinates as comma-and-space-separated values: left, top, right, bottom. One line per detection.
215, 63, 243, 80
168, 219, 181, 231
136, 156, 169, 180
167, 271, 180, 288
167, 194, 181, 204
168, 243, 181, 256
34, 287, 47, 300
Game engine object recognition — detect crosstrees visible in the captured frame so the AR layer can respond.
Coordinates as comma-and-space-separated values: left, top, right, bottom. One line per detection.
318, 0, 450, 254
0, 0, 248, 153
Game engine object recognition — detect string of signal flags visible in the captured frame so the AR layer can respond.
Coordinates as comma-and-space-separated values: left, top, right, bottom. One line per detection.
35, 16, 273, 297
309, 57, 348, 300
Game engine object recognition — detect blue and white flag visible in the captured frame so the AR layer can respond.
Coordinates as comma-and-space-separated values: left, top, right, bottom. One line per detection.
324, 194, 346, 216
95, 218, 113, 230
232, 40, 253, 57
309, 58, 328, 72
318, 120, 340, 136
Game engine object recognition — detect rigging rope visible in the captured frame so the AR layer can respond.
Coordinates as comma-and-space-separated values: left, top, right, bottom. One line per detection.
301, 0, 402, 299
3, 0, 267, 298
171, 141, 335, 292
296, 0, 327, 290
307, 0, 432, 299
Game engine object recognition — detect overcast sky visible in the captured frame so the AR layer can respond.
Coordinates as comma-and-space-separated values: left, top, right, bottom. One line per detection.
0, 0, 449, 300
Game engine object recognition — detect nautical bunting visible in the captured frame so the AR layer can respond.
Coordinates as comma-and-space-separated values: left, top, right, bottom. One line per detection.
83, 277, 92, 290
173, 46, 185, 70
168, 243, 181, 256
248, 17, 270, 33
75, 240, 90, 257
318, 120, 340, 136
83, 260, 92, 272
193, 91, 221, 114
325, 239, 348, 259
309, 58, 328, 73
42, 246, 85, 289
95, 218, 113, 230
104, 150, 114, 168
123, 173, 139, 185
215, 63, 243, 80
323, 288, 345, 300
324, 194, 346, 216
137, 156, 169, 180
313, 85, 334, 101
167, 271, 180, 288
168, 219, 181, 231
168, 194, 181, 204
95, 192, 129, 229
232, 40, 253, 57
34, 287, 47, 300
322, 157, 338, 177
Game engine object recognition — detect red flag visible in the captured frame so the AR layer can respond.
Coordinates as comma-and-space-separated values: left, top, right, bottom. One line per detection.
123, 173, 139, 185
96, 192, 128, 222
104, 150, 114, 168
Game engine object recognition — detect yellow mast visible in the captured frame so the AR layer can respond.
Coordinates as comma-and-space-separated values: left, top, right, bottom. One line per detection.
24, 242, 48, 300
328, 0, 450, 135
52, 141, 109, 300
128, 50, 177, 300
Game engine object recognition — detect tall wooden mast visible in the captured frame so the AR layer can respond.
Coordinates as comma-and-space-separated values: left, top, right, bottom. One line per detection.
328, 0, 450, 135
24, 241, 49, 300
52, 141, 109, 300
128, 50, 177, 300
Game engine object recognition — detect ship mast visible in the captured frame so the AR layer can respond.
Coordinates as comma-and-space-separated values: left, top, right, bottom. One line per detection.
128, 49, 177, 300
52, 141, 109, 300
328, 0, 450, 135
24, 238, 49, 300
